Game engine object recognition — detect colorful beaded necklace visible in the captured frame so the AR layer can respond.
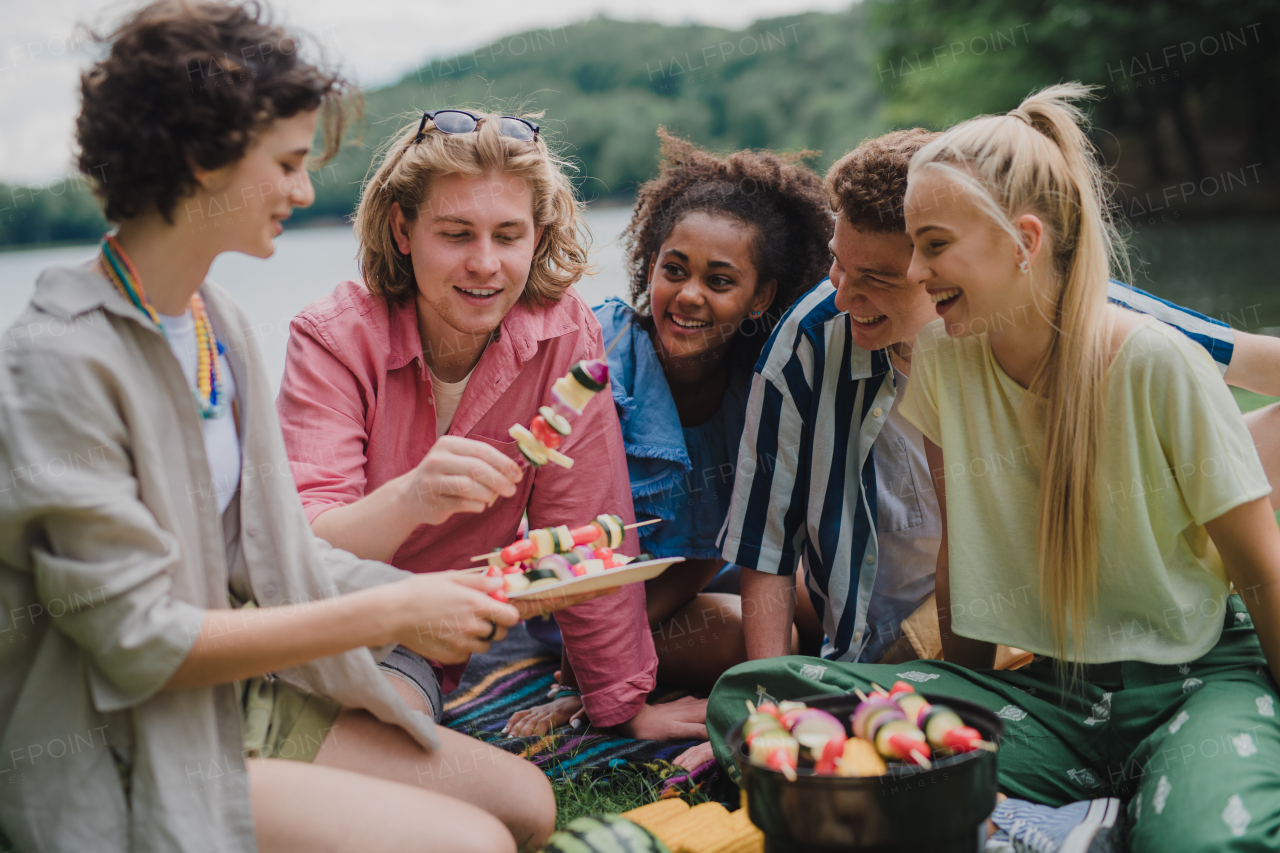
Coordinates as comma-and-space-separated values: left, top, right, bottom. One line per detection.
100, 234, 227, 419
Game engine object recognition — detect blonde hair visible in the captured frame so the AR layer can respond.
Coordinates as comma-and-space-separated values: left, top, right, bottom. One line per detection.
354, 110, 590, 307
910, 83, 1127, 668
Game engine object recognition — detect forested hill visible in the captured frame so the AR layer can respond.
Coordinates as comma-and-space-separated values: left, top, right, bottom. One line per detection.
3, 0, 1276, 247
305, 9, 884, 217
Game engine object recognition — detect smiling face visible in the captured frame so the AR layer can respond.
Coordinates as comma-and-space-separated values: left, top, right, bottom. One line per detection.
647, 210, 776, 366
390, 170, 542, 366
904, 169, 1028, 338
828, 215, 936, 352
191, 109, 319, 258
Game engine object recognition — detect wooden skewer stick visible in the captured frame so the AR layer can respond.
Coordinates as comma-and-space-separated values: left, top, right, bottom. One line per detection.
467, 518, 662, 561
870, 683, 889, 696
909, 749, 932, 770
853, 688, 869, 702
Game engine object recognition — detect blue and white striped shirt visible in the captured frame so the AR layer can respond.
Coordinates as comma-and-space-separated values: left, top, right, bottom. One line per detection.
721, 279, 1234, 663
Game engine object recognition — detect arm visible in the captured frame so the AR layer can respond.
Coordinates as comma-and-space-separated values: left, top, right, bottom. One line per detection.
164, 571, 519, 691
1198, 494, 1280, 681
722, 364, 814, 650
644, 557, 723, 628
1224, 330, 1280, 398
3, 343, 512, 708
1245, 403, 1280, 511
1205, 496, 1280, 685
925, 436, 996, 669
528, 330, 658, 730
311, 436, 522, 563
741, 567, 795, 660
277, 316, 521, 563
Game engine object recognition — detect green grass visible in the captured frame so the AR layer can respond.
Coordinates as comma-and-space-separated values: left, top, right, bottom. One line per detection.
1232, 387, 1280, 415
551, 762, 709, 829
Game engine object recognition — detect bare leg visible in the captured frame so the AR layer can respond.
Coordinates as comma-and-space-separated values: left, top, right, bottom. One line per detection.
1246, 403, 1280, 510
876, 634, 920, 665
314, 709, 555, 851
249, 758, 515, 853
382, 670, 433, 715
653, 592, 747, 689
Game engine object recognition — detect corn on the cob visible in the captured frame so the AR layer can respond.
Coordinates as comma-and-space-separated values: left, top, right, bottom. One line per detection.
675, 808, 763, 853
622, 797, 690, 835
624, 799, 764, 853
660, 802, 733, 853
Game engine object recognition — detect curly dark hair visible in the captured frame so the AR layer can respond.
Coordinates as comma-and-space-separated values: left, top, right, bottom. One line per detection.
824, 128, 939, 233
622, 129, 833, 371
76, 0, 357, 224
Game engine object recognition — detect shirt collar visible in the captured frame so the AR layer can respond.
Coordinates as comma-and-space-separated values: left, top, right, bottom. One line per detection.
839, 313, 892, 381
386, 292, 581, 377
31, 259, 172, 337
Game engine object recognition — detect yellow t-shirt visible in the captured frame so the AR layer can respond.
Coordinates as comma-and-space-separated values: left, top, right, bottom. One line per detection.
899, 317, 1271, 664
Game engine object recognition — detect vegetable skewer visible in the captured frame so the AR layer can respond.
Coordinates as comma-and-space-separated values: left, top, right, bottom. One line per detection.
510, 358, 610, 469
887, 681, 995, 753
466, 518, 660, 565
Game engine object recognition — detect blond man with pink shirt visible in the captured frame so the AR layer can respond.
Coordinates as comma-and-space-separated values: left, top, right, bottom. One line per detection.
277, 110, 706, 740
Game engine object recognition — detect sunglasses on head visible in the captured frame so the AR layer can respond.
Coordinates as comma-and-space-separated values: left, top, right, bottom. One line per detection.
412, 110, 540, 143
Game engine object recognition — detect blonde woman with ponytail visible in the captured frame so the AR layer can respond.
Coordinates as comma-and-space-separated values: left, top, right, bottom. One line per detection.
732, 85, 1280, 852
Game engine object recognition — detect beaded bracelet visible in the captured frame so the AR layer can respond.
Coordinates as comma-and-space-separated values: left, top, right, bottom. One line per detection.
552, 687, 582, 702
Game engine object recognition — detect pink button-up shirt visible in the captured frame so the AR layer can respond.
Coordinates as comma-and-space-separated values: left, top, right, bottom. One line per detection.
277, 280, 657, 725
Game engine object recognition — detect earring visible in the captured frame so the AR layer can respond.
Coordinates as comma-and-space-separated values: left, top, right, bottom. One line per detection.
1018, 259, 1029, 275
750, 310, 761, 317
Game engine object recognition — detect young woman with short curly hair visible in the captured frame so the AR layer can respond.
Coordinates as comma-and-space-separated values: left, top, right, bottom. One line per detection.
0, 3, 566, 851
506, 129, 834, 737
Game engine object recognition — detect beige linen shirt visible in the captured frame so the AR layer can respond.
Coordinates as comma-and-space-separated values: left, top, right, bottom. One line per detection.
0, 262, 437, 853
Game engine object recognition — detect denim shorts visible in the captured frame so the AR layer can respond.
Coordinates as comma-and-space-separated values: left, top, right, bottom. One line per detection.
378, 646, 444, 718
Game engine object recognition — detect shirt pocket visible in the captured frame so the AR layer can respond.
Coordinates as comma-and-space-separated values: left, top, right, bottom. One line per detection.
878, 436, 924, 532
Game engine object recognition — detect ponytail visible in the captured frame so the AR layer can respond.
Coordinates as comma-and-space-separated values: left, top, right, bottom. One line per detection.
910, 83, 1127, 671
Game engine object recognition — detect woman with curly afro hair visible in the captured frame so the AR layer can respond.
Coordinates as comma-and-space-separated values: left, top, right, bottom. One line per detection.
506, 129, 832, 738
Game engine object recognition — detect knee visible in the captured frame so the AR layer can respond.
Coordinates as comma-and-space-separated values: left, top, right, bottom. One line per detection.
445, 811, 517, 853
496, 759, 556, 849
1128, 796, 1255, 853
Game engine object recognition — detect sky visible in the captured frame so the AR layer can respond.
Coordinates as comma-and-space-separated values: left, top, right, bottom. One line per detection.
0, 0, 851, 183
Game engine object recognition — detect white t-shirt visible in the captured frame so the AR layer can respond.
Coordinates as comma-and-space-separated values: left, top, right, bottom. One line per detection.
865, 360, 941, 660
429, 364, 477, 438
158, 309, 241, 515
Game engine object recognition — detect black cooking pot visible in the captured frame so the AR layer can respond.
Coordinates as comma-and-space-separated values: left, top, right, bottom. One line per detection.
729, 692, 1003, 853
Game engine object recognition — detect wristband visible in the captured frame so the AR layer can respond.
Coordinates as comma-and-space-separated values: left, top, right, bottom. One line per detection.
552, 687, 582, 702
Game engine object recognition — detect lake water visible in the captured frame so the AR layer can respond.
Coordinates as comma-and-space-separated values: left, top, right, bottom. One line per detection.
0, 206, 634, 390
1, 209, 1276, 392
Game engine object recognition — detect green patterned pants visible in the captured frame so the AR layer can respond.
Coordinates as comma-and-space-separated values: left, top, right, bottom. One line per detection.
708, 596, 1280, 852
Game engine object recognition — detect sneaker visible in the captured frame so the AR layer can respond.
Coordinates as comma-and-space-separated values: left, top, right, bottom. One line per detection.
984, 797, 1123, 853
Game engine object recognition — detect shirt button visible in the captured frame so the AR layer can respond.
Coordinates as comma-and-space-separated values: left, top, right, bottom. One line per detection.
865, 554, 875, 565
872, 406, 884, 418
854, 631, 862, 642
247, 524, 260, 536
264, 583, 278, 598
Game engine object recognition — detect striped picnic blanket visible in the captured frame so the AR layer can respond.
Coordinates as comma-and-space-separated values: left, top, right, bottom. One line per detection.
441, 622, 706, 780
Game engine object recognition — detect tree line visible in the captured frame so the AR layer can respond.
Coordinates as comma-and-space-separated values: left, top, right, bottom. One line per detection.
3, 1, 1274, 249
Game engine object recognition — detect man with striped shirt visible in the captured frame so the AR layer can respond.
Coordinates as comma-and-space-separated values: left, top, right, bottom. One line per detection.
721, 129, 1280, 669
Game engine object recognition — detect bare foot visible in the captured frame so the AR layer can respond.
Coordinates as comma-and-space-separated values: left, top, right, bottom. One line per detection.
615, 696, 707, 741
504, 693, 586, 737
672, 740, 715, 772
